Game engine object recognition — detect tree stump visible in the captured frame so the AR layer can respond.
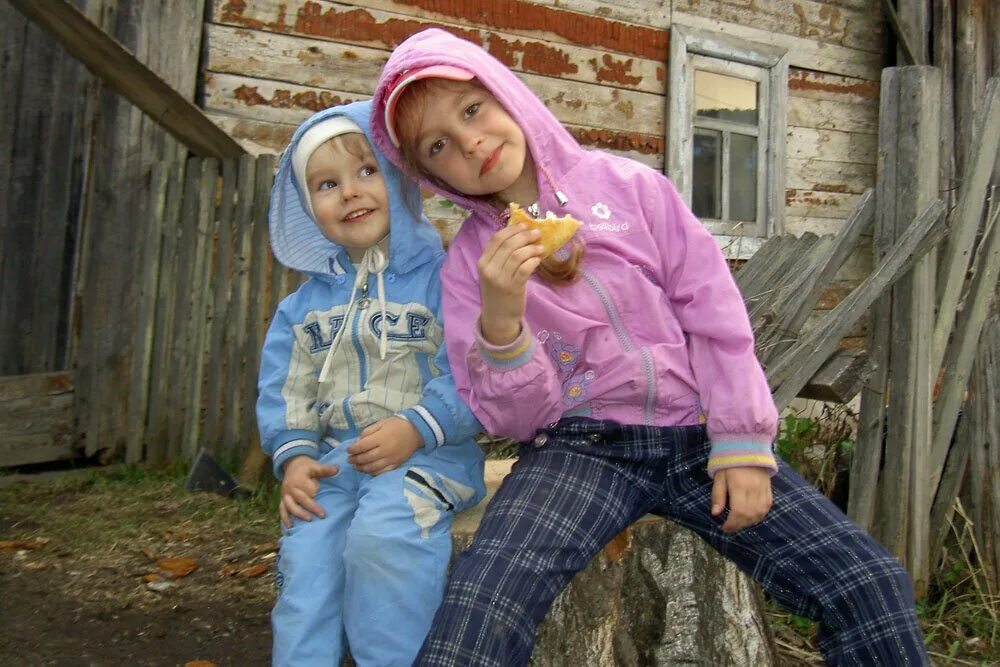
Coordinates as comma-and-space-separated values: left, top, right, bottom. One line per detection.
448, 462, 777, 666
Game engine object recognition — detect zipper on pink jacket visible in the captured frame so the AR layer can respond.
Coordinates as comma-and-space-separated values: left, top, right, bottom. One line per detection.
580, 269, 657, 425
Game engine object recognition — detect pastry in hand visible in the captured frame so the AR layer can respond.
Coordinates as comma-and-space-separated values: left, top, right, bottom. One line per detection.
507, 203, 582, 259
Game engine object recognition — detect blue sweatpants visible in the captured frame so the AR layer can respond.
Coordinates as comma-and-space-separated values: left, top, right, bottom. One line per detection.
416, 418, 928, 667
272, 443, 482, 667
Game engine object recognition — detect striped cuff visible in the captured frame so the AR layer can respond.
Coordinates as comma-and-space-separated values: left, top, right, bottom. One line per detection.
397, 406, 446, 451
706, 439, 778, 478
475, 318, 534, 370
271, 437, 319, 480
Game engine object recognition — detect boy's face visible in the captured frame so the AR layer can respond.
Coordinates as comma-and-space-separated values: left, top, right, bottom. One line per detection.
410, 85, 538, 205
305, 136, 390, 262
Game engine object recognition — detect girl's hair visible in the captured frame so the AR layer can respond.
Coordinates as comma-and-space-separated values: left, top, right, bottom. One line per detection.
393, 77, 584, 285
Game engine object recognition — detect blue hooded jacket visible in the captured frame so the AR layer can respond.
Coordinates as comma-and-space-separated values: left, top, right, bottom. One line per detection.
257, 100, 484, 482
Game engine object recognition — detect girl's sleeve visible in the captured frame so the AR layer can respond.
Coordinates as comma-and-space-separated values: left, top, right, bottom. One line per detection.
396, 268, 485, 450
641, 169, 778, 477
256, 297, 321, 480
441, 250, 563, 443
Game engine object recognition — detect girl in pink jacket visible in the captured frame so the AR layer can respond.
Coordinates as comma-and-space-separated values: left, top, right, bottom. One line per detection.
370, 27, 927, 667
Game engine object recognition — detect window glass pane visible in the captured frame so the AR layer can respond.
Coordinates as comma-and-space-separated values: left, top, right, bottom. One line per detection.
695, 70, 758, 125
729, 134, 758, 222
692, 129, 721, 220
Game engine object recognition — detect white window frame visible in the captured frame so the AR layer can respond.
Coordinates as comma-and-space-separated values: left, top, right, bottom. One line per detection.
668, 26, 789, 258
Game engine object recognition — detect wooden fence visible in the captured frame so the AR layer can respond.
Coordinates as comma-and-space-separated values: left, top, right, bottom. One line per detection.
125, 153, 299, 467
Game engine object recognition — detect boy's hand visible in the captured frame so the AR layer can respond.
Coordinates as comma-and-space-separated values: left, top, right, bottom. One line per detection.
478, 224, 544, 345
280, 456, 339, 528
347, 417, 422, 475
711, 467, 773, 534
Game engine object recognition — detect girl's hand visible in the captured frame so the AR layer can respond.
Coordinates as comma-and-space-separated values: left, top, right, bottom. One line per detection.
477, 224, 544, 345
347, 417, 422, 475
710, 467, 773, 533
280, 456, 340, 528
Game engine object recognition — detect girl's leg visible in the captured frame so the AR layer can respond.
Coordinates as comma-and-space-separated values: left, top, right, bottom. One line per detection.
415, 436, 652, 667
656, 430, 928, 666
272, 459, 358, 667
342, 457, 478, 666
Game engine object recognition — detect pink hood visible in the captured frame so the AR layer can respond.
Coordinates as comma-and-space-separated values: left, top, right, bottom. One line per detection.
371, 29, 778, 470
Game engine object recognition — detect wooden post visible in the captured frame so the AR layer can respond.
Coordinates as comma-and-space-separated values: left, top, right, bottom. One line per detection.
874, 66, 941, 596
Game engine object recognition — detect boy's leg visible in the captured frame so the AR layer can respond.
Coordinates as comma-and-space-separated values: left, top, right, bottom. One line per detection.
272, 454, 358, 667
341, 456, 476, 666
655, 430, 928, 667
414, 437, 652, 667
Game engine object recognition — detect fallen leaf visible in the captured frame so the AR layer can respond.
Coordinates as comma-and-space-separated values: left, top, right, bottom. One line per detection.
219, 563, 240, 577
237, 563, 269, 578
140, 546, 157, 561
252, 541, 278, 554
156, 557, 199, 578
185, 662, 217, 667
0, 538, 50, 550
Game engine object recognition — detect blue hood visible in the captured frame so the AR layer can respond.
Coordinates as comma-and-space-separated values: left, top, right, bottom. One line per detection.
269, 100, 443, 278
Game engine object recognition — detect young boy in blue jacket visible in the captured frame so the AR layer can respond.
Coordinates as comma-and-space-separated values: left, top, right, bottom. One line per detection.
256, 100, 486, 666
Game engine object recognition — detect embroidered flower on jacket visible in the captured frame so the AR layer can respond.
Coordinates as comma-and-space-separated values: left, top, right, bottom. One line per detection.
550, 341, 580, 373
562, 370, 596, 406
591, 202, 611, 220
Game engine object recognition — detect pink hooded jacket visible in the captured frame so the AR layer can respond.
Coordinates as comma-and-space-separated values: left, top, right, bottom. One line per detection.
371, 28, 778, 476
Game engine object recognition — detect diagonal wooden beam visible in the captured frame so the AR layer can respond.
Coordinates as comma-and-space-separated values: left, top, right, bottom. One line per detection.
767, 198, 946, 411
7, 0, 246, 159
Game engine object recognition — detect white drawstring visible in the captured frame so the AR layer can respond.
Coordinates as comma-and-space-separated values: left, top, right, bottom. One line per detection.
318, 245, 390, 383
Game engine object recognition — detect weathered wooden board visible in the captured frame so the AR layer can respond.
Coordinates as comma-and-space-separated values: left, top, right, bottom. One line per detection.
788, 69, 880, 106
211, 0, 667, 95
785, 159, 875, 194
786, 126, 878, 164
204, 26, 665, 136
0, 372, 78, 468
788, 95, 878, 134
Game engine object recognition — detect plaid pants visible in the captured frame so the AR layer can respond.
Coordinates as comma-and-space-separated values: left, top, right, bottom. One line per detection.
415, 418, 928, 667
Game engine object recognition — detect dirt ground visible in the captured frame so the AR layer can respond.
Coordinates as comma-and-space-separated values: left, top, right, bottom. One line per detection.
0, 466, 277, 666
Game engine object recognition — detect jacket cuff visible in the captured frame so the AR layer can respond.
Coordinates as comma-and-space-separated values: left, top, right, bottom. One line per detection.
270, 430, 320, 480
475, 318, 534, 370
706, 436, 778, 478
398, 394, 453, 452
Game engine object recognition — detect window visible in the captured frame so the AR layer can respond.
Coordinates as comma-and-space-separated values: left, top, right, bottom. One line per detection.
668, 27, 789, 257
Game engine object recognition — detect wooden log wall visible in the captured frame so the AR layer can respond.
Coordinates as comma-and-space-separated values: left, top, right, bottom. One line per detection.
200, 0, 884, 345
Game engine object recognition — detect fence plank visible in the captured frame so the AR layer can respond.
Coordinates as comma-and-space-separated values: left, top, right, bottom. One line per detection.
166, 158, 205, 460
223, 155, 258, 457
930, 196, 1000, 491
932, 78, 1000, 372
126, 164, 169, 462
203, 159, 238, 458
145, 163, 185, 463
183, 159, 221, 461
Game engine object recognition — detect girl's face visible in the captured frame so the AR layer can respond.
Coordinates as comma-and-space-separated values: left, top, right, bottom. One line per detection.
408, 85, 539, 206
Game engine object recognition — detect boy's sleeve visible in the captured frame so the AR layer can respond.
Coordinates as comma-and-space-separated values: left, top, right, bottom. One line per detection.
396, 269, 484, 451
440, 250, 564, 443
641, 169, 778, 477
256, 298, 322, 479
